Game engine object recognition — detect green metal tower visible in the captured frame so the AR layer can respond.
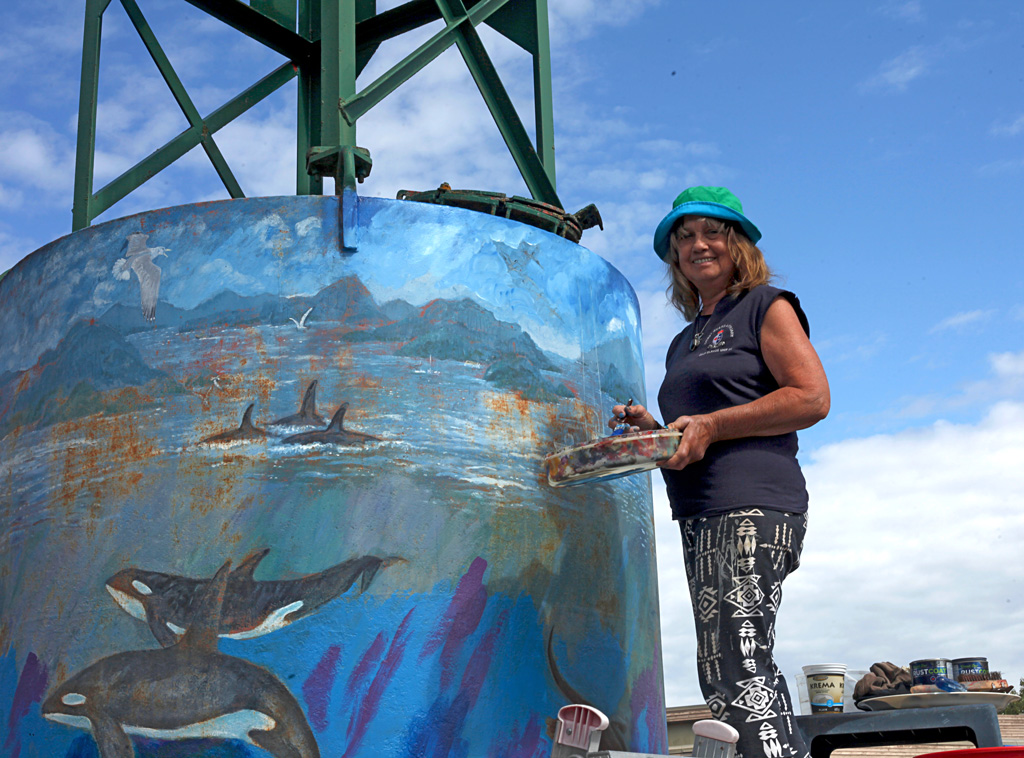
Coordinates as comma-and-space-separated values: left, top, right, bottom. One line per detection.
72, 0, 562, 231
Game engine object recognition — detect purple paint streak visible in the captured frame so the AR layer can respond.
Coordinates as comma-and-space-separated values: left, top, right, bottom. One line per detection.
629, 642, 668, 754
408, 610, 508, 758
420, 557, 488, 689
457, 609, 505, 701
302, 644, 342, 733
5, 652, 48, 753
489, 714, 544, 758
345, 632, 387, 702
341, 608, 415, 758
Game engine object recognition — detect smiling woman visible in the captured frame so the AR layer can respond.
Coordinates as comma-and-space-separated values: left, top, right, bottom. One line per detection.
610, 185, 830, 758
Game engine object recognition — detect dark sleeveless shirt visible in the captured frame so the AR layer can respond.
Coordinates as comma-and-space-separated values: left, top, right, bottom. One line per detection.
657, 285, 810, 520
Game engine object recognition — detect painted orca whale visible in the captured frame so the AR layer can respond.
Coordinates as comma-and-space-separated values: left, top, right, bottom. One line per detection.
44, 561, 320, 758
106, 549, 403, 647
269, 381, 327, 429
281, 403, 379, 446
199, 403, 266, 444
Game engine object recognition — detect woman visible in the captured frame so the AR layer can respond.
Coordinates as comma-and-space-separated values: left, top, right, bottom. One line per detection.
611, 186, 829, 758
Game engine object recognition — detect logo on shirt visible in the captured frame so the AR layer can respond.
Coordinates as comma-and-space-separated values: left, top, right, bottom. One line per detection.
699, 324, 734, 353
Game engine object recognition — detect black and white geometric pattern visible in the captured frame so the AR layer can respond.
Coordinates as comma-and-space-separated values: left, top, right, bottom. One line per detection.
680, 509, 809, 758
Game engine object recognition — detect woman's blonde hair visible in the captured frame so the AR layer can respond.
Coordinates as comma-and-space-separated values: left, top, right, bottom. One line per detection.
665, 216, 773, 321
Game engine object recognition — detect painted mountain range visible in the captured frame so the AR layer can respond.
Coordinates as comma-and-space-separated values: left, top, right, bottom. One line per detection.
0, 320, 183, 437
0, 274, 593, 438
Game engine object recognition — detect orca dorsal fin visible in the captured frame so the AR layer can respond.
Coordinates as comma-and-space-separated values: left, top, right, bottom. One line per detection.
180, 559, 232, 650
326, 403, 348, 431
300, 381, 318, 416
239, 403, 256, 430
235, 547, 270, 581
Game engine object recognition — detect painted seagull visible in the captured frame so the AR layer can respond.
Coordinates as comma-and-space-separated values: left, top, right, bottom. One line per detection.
44, 561, 320, 758
112, 232, 169, 322
269, 381, 327, 429
281, 403, 380, 446
289, 307, 313, 330
105, 548, 404, 647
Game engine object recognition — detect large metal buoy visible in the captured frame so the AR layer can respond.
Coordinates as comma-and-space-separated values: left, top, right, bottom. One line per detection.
0, 194, 667, 758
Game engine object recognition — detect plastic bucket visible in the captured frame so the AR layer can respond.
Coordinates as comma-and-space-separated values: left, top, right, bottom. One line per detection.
803, 663, 847, 714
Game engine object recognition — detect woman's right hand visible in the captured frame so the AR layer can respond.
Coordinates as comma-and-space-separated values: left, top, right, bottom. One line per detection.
607, 403, 659, 432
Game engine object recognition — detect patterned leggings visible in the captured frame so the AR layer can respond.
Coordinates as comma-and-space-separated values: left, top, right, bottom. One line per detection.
679, 508, 809, 758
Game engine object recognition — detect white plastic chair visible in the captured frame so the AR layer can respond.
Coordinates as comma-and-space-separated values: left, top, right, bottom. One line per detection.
692, 719, 740, 758
550, 705, 739, 758
552, 704, 610, 758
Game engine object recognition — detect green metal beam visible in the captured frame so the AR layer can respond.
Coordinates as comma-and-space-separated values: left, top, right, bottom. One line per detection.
339, 0, 511, 125
72, 0, 114, 231
530, 0, 555, 189
181, 0, 314, 60
90, 63, 296, 219
435, 0, 560, 207
319, 0, 359, 189
481, 0, 555, 186
120, 0, 244, 198
251, 0, 297, 29
72, 0, 562, 227
297, 0, 323, 195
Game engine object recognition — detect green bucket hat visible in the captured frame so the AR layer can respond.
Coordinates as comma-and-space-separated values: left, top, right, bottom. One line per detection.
653, 186, 761, 260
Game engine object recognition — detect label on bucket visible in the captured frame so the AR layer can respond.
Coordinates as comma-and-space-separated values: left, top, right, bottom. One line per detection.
952, 658, 988, 679
910, 659, 953, 686
807, 673, 844, 713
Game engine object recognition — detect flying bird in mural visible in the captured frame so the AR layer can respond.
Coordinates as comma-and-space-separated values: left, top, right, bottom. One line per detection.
269, 381, 327, 429
289, 307, 313, 330
281, 403, 380, 446
44, 561, 321, 758
199, 403, 267, 444
105, 548, 404, 647
112, 232, 169, 321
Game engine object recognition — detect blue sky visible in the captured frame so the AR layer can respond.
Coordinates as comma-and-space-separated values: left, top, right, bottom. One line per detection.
3, 0, 1024, 710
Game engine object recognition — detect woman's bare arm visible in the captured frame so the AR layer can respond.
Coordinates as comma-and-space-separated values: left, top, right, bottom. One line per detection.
659, 297, 830, 470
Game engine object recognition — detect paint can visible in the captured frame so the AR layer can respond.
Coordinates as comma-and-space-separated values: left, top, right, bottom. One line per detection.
802, 663, 847, 714
952, 657, 989, 680
910, 658, 953, 686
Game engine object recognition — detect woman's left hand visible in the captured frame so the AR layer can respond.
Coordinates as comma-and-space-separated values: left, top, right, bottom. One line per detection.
657, 414, 718, 470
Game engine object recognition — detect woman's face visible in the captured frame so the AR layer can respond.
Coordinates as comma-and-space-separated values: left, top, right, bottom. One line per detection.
672, 216, 736, 295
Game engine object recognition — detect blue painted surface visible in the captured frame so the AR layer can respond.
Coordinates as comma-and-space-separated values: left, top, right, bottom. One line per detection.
0, 195, 667, 758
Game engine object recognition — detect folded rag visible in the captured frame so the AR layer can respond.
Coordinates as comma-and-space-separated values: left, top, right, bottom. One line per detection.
853, 662, 913, 702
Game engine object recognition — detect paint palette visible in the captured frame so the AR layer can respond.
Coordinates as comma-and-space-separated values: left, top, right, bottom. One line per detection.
543, 429, 682, 487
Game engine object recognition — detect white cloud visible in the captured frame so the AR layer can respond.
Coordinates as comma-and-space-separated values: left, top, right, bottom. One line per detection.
548, 0, 664, 43
295, 217, 322, 237
991, 114, 1024, 137
892, 348, 1024, 420
0, 225, 41, 273
877, 0, 924, 23
0, 114, 75, 196
859, 46, 930, 93
929, 308, 994, 333
815, 331, 888, 364
978, 157, 1024, 176
991, 351, 1024, 380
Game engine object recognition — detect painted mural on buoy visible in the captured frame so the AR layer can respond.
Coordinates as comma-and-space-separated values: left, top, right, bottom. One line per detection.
0, 195, 666, 758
